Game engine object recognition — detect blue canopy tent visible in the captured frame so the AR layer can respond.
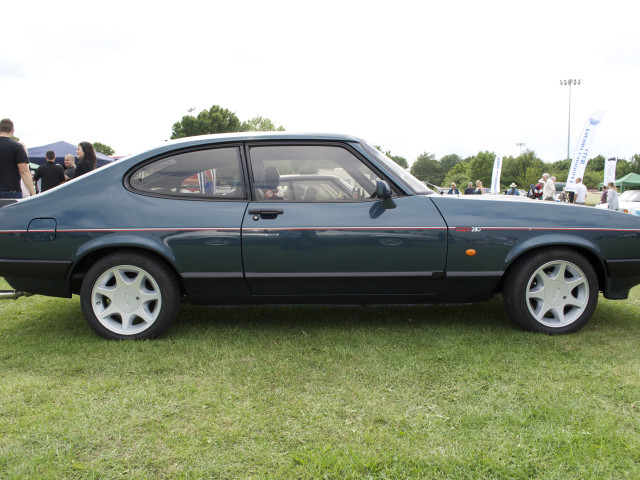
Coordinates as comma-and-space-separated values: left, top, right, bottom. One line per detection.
27, 141, 114, 168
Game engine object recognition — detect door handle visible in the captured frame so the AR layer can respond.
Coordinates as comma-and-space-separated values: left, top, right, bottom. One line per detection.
248, 208, 284, 220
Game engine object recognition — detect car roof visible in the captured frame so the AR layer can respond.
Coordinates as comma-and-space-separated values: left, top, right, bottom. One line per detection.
128, 132, 365, 160
167, 131, 362, 146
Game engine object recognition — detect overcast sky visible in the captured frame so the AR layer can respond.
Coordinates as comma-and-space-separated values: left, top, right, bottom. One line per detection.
3, 0, 639, 165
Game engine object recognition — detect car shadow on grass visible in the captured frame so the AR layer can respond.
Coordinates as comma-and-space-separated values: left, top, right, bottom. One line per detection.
2, 292, 638, 342
170, 298, 517, 337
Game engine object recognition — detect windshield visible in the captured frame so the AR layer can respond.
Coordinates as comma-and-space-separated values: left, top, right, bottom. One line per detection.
619, 190, 640, 202
361, 141, 432, 194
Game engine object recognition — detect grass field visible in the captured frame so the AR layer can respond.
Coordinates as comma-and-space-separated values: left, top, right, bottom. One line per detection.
1, 278, 640, 479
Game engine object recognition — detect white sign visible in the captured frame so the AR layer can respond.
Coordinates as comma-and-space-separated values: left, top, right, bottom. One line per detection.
566, 110, 606, 192
604, 157, 618, 187
490, 156, 503, 194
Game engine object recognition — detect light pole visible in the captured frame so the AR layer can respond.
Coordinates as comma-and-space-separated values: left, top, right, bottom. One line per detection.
560, 79, 581, 160
516, 142, 526, 156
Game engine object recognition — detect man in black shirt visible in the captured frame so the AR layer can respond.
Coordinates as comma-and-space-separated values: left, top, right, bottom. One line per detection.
63, 154, 76, 180
34, 150, 65, 192
0, 118, 35, 198
464, 182, 476, 195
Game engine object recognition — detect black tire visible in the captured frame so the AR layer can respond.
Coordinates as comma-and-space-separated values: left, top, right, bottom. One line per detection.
503, 248, 599, 334
80, 251, 181, 340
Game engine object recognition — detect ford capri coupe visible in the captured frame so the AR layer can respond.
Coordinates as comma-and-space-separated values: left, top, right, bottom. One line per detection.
1, 132, 639, 339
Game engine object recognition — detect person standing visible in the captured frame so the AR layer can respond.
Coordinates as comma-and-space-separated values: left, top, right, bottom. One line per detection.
464, 182, 475, 195
600, 186, 608, 205
606, 182, 619, 211
475, 180, 485, 194
447, 182, 460, 194
33, 150, 65, 192
72, 142, 97, 179
63, 154, 76, 180
504, 183, 518, 195
573, 177, 588, 205
0, 118, 35, 198
542, 173, 555, 201
533, 178, 544, 200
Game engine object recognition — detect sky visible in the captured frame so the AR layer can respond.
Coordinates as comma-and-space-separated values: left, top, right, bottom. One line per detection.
3, 0, 639, 165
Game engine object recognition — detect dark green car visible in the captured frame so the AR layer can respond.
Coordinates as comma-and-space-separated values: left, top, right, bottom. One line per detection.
1, 132, 639, 339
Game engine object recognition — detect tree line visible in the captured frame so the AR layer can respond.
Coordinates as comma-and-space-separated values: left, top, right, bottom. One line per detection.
407, 150, 640, 191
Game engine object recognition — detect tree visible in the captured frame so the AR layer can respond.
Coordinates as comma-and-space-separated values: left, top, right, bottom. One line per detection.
582, 171, 601, 189
467, 151, 496, 187
439, 154, 463, 178
630, 154, 640, 173
171, 105, 243, 139
388, 154, 409, 169
615, 159, 634, 178
409, 152, 463, 186
171, 106, 285, 139
501, 150, 544, 190
374, 146, 408, 169
410, 152, 439, 184
443, 161, 470, 188
587, 155, 605, 172
92, 142, 114, 156
548, 158, 571, 173
241, 115, 285, 132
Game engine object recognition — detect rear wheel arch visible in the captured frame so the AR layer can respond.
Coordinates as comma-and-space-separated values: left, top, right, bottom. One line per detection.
70, 247, 184, 296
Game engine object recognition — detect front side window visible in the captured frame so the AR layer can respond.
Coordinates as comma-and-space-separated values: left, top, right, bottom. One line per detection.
129, 147, 244, 199
248, 145, 382, 201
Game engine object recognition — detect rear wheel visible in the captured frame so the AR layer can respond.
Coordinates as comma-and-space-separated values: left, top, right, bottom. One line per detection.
503, 248, 599, 334
80, 251, 180, 339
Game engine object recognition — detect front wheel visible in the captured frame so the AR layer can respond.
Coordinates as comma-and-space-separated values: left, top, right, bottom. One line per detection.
503, 248, 599, 334
80, 251, 181, 339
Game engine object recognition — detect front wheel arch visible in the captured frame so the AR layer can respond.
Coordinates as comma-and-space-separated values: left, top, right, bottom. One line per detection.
502, 244, 605, 294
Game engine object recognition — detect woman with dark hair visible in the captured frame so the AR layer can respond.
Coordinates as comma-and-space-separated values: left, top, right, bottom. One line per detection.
72, 142, 97, 179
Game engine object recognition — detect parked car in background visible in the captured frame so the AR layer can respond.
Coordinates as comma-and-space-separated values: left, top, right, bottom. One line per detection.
595, 189, 640, 213
1, 132, 640, 339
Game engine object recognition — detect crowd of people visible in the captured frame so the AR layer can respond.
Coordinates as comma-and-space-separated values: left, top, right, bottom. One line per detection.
0, 118, 97, 198
448, 180, 486, 195
446, 171, 620, 209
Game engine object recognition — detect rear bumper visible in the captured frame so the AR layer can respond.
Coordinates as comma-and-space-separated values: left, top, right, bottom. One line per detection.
0, 259, 72, 298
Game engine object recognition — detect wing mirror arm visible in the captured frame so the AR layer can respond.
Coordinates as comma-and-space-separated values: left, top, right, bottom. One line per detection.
375, 180, 396, 209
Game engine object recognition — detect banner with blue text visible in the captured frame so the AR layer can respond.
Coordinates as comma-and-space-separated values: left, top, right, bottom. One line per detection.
604, 157, 617, 187
490, 155, 502, 194
566, 110, 606, 192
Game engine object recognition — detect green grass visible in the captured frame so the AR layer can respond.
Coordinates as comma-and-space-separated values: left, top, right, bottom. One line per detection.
2, 277, 640, 479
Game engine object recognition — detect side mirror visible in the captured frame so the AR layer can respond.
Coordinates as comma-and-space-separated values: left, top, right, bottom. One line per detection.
375, 180, 396, 209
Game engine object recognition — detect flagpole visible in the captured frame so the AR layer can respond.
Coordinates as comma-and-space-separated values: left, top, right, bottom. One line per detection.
560, 79, 581, 160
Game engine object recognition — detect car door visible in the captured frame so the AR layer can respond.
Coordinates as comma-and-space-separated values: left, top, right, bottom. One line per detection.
241, 143, 447, 297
